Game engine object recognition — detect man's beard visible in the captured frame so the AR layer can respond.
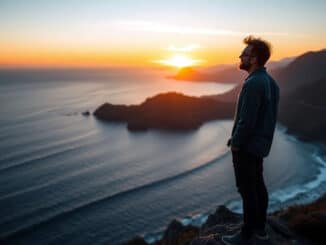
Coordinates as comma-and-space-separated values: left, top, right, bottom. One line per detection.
239, 61, 251, 71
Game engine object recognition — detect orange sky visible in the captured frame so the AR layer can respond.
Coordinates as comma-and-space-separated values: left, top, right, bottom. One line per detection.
1, 1, 326, 68
2, 38, 325, 68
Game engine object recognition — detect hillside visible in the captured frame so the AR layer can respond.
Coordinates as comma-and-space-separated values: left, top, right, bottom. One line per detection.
94, 92, 235, 131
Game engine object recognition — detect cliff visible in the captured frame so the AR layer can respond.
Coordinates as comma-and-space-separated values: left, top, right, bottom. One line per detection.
273, 49, 326, 143
122, 193, 326, 245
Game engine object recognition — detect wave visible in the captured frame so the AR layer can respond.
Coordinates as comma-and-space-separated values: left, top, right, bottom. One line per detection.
0, 116, 62, 138
275, 123, 288, 134
0, 112, 83, 145
0, 140, 130, 228
268, 150, 326, 210
226, 147, 326, 213
0, 114, 84, 142
1, 107, 60, 123
0, 150, 229, 241
142, 211, 210, 244
0, 130, 98, 172
0, 143, 126, 201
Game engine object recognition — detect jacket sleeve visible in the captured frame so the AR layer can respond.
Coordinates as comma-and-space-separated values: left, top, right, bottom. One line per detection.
231, 80, 262, 147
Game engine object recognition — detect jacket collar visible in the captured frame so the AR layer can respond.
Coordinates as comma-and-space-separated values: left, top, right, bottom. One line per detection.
245, 67, 266, 82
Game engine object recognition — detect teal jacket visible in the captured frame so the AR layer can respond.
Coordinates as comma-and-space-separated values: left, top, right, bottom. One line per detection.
230, 67, 280, 158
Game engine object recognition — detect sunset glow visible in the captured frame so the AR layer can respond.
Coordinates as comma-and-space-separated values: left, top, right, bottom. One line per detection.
0, 1, 326, 67
155, 54, 203, 68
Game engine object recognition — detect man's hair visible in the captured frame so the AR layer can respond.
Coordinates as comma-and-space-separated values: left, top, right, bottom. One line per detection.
243, 35, 272, 66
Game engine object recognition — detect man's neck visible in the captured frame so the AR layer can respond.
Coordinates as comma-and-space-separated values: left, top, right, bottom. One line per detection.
248, 65, 261, 75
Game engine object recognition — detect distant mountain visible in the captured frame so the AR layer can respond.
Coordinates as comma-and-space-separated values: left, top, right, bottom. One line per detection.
170, 66, 246, 84
279, 77, 326, 142
170, 56, 296, 84
272, 49, 326, 94
266, 56, 296, 70
201, 64, 234, 73
200, 57, 295, 103
94, 92, 235, 131
278, 76, 326, 142
271, 49, 326, 141
201, 83, 242, 103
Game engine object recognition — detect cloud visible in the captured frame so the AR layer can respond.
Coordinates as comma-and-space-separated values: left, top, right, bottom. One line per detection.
116, 20, 289, 37
166, 44, 201, 52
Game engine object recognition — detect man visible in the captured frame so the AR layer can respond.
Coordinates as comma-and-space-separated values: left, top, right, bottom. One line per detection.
222, 36, 280, 245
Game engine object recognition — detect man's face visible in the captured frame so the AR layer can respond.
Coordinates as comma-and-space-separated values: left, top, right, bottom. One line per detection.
239, 45, 255, 71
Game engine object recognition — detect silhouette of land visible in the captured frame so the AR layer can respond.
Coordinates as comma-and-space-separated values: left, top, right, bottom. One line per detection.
94, 92, 235, 131
169, 66, 246, 84
275, 49, 326, 142
169, 56, 295, 84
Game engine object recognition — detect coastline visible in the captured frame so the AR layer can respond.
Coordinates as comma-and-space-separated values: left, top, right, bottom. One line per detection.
120, 122, 326, 245
123, 192, 326, 245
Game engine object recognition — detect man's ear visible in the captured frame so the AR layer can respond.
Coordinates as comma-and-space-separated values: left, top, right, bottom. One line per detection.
251, 56, 258, 65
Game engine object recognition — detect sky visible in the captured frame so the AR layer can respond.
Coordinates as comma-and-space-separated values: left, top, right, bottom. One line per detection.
1, 0, 326, 67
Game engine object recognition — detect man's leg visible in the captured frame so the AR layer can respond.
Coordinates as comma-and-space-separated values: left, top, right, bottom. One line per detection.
255, 158, 268, 231
222, 150, 258, 244
232, 150, 258, 238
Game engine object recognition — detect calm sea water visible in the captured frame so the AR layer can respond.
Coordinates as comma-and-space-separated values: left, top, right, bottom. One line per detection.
0, 68, 325, 245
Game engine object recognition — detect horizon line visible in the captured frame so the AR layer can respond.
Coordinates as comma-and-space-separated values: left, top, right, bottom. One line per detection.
1, 47, 325, 70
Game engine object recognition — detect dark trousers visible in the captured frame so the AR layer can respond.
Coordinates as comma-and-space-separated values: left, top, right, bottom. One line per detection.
232, 150, 268, 238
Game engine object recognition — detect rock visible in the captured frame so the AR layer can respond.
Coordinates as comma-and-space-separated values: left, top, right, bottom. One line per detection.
82, 111, 90, 116
162, 219, 184, 244
121, 235, 149, 245
157, 219, 199, 245
287, 212, 326, 244
123, 196, 326, 245
200, 206, 242, 234
186, 233, 220, 245
271, 194, 326, 244
267, 216, 296, 239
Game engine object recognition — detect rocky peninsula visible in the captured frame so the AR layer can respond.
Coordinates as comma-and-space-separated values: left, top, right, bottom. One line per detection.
94, 92, 236, 131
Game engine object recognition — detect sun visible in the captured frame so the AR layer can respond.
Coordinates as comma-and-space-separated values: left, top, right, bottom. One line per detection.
155, 54, 202, 68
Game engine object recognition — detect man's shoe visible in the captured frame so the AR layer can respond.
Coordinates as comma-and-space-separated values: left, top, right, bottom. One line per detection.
254, 229, 269, 240
221, 230, 254, 245
226, 223, 243, 232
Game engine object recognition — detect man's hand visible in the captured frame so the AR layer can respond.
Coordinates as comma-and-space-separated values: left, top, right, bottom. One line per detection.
227, 138, 231, 147
231, 145, 240, 151
227, 138, 240, 151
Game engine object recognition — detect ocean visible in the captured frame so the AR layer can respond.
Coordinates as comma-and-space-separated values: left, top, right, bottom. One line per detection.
0, 68, 325, 245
